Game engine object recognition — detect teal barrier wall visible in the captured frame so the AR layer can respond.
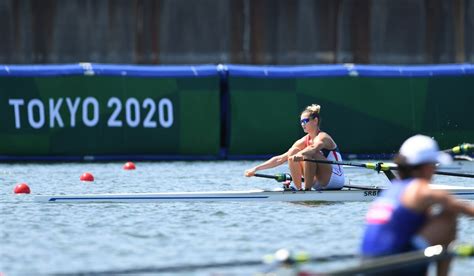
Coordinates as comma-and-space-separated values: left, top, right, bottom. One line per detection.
226, 65, 474, 156
1, 63, 473, 160
0, 64, 221, 158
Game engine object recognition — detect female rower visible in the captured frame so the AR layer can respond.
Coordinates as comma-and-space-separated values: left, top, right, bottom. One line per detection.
361, 135, 474, 276
244, 104, 344, 190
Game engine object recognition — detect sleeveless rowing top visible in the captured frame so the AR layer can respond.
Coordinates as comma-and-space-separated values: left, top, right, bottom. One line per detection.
304, 134, 342, 161
361, 178, 427, 256
303, 133, 344, 189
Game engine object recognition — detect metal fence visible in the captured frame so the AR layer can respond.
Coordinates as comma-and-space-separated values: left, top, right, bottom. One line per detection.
1, 0, 473, 64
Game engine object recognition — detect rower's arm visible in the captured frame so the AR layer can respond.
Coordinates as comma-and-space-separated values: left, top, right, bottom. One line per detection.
251, 153, 289, 171
246, 139, 302, 171
245, 138, 306, 177
244, 137, 305, 177
425, 189, 474, 216
299, 133, 331, 156
254, 138, 307, 169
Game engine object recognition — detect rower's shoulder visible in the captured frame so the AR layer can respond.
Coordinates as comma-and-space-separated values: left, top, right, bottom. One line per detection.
318, 131, 333, 139
316, 131, 332, 140
317, 131, 337, 146
407, 179, 450, 202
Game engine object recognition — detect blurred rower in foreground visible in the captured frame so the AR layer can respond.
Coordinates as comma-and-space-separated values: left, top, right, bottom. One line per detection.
361, 134, 474, 276
245, 104, 344, 190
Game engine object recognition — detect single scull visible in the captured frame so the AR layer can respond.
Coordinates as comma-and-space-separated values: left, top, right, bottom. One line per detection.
34, 184, 474, 203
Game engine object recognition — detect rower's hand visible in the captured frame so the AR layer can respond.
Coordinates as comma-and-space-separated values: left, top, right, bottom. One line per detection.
291, 154, 304, 162
245, 168, 257, 177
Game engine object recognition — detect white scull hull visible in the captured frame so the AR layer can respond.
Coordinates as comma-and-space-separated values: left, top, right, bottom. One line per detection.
34, 185, 474, 203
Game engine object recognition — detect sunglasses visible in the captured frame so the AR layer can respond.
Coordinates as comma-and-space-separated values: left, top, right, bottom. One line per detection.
300, 118, 311, 125
300, 114, 319, 126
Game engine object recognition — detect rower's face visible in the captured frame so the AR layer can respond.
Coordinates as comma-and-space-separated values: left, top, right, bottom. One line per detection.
300, 113, 317, 132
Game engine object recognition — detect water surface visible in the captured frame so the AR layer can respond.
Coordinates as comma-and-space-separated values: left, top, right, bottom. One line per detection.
1, 161, 473, 275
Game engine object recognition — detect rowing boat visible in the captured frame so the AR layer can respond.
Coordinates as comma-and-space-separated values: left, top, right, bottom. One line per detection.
34, 184, 474, 203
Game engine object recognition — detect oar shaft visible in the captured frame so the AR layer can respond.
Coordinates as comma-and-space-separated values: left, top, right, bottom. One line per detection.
54, 253, 358, 275
63, 244, 472, 275
254, 173, 292, 182
303, 158, 366, 168
254, 173, 280, 180
303, 159, 394, 172
326, 243, 474, 276
302, 158, 474, 179
434, 171, 474, 178
327, 245, 448, 276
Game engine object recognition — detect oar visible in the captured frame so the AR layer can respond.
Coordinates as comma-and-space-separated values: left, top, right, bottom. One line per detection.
254, 173, 380, 190
444, 143, 474, 161
302, 159, 394, 172
433, 171, 474, 178
55, 244, 473, 275
325, 243, 474, 276
52, 250, 357, 275
444, 143, 474, 155
303, 159, 397, 180
254, 173, 291, 182
303, 159, 474, 179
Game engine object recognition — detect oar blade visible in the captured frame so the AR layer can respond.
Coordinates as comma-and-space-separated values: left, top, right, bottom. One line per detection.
445, 143, 474, 155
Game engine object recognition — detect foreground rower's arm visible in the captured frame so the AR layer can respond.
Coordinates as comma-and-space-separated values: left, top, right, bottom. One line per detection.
409, 183, 474, 216
426, 189, 474, 216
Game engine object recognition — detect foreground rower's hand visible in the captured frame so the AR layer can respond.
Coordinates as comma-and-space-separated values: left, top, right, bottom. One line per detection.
245, 168, 257, 177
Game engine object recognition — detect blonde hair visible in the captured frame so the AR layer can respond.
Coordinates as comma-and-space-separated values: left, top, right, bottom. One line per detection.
301, 104, 321, 125
302, 104, 321, 117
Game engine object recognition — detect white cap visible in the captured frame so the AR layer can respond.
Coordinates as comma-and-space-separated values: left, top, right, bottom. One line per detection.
399, 135, 452, 165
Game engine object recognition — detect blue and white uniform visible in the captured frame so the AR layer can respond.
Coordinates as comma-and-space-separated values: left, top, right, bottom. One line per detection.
361, 178, 428, 255
361, 178, 429, 275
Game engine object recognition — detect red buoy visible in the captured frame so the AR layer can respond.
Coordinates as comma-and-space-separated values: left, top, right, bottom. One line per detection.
14, 183, 31, 194
80, 172, 94, 182
123, 162, 136, 170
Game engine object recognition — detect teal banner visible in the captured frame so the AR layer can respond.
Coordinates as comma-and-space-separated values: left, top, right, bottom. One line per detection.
227, 65, 474, 155
0, 68, 221, 157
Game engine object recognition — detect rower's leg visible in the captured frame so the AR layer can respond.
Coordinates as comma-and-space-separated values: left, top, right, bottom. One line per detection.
417, 209, 457, 276
303, 151, 332, 190
288, 147, 304, 189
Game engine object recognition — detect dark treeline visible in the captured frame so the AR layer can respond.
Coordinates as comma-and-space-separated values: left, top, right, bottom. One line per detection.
1, 0, 473, 64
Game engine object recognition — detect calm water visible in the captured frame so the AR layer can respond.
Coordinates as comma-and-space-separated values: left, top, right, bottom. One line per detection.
1, 161, 473, 275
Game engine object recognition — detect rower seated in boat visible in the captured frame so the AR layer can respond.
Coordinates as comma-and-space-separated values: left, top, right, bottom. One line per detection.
360, 135, 474, 276
245, 104, 344, 190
